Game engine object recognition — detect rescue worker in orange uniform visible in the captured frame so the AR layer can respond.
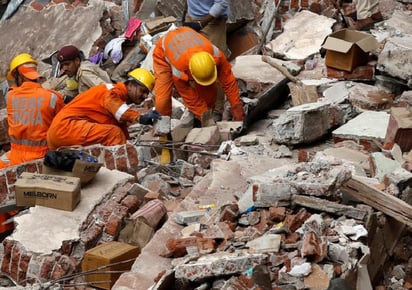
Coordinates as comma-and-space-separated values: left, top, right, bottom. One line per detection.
0, 210, 19, 241
153, 26, 244, 126
47, 68, 161, 150
0, 53, 65, 169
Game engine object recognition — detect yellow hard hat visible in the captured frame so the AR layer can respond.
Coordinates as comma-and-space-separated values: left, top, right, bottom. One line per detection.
7, 53, 38, 81
127, 68, 155, 92
189, 51, 217, 86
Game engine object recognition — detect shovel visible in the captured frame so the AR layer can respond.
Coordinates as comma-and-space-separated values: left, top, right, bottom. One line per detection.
261, 55, 318, 106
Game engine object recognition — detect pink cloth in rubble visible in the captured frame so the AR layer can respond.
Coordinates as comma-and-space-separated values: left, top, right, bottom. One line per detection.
124, 18, 142, 40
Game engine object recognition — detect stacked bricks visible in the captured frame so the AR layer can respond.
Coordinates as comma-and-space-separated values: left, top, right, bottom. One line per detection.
0, 143, 145, 205
0, 181, 141, 285
0, 160, 43, 205
0, 109, 9, 146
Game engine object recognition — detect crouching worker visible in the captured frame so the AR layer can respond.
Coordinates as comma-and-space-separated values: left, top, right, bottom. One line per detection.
47, 68, 161, 150
0, 53, 65, 169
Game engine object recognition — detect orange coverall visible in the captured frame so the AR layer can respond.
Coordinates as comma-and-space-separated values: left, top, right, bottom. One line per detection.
47, 83, 140, 150
153, 26, 243, 120
0, 82, 65, 169
0, 210, 19, 238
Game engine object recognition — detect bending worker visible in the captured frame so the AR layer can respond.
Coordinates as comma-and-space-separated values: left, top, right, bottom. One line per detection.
47, 68, 161, 149
42, 45, 112, 103
153, 26, 244, 126
0, 53, 65, 169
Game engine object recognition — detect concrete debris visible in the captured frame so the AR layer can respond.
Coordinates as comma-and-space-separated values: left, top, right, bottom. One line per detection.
332, 110, 390, 150
377, 36, 412, 85
266, 10, 336, 60
273, 102, 344, 145
348, 82, 394, 110
1, 0, 412, 289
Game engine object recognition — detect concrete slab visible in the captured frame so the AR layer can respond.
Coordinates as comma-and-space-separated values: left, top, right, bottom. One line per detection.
332, 111, 390, 141
231, 55, 285, 84
10, 167, 133, 254
0, 0, 107, 79
377, 36, 412, 83
266, 10, 335, 60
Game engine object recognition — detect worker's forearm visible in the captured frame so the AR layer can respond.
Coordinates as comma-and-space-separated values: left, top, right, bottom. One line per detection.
200, 14, 214, 28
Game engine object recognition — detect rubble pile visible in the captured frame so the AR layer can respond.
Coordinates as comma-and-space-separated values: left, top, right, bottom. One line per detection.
0, 0, 411, 289
153, 157, 369, 289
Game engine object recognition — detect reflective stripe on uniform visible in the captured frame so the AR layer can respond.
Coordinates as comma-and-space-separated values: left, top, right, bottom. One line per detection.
0, 153, 10, 163
49, 93, 57, 109
105, 83, 114, 90
115, 104, 130, 122
170, 64, 182, 78
212, 45, 219, 57
9, 137, 48, 146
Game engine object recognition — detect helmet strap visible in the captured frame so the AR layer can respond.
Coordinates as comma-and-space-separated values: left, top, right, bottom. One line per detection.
14, 70, 23, 86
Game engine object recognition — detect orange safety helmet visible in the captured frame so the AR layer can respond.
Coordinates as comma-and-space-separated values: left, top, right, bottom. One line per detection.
127, 68, 155, 92
189, 51, 217, 86
7, 53, 39, 81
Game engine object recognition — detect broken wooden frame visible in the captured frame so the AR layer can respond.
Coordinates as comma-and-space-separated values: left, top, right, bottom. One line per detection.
341, 176, 410, 283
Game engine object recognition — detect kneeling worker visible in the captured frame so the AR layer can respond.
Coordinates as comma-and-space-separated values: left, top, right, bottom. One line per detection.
47, 68, 161, 150
0, 53, 65, 169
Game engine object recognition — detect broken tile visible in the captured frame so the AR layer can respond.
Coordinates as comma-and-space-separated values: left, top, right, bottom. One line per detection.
333, 111, 390, 151
246, 234, 282, 253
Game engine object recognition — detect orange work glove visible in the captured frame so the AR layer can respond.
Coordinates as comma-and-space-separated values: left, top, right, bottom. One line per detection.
231, 103, 245, 121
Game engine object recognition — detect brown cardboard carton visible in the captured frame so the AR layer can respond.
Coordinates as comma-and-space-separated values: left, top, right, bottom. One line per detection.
15, 172, 81, 211
82, 241, 140, 290
42, 150, 103, 187
322, 29, 379, 72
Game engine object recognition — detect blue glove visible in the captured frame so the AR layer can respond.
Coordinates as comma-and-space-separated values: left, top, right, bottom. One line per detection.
182, 21, 202, 32
139, 110, 162, 125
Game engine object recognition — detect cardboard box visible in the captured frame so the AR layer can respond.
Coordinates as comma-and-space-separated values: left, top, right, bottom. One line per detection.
82, 241, 140, 290
322, 29, 379, 72
42, 150, 103, 187
15, 172, 81, 211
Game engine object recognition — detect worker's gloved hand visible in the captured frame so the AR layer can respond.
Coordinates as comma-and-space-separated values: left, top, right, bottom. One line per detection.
231, 103, 245, 121
182, 21, 203, 32
65, 79, 78, 91
139, 110, 162, 125
201, 109, 216, 127
63, 95, 75, 104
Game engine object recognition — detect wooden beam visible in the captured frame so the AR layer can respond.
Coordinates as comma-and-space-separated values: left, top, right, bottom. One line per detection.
341, 176, 408, 282
341, 176, 412, 228
366, 215, 404, 283
292, 195, 367, 220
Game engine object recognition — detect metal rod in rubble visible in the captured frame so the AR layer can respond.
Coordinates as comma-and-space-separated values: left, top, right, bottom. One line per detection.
40, 258, 137, 289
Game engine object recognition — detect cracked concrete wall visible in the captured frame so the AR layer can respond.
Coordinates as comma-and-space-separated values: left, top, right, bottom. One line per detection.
0, 0, 107, 80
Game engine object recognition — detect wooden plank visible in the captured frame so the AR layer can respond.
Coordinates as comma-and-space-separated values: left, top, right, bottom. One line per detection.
341, 176, 412, 228
244, 79, 289, 127
292, 195, 367, 220
366, 215, 404, 283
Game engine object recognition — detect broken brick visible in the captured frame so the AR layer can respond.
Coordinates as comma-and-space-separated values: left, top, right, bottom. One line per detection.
269, 207, 286, 222
30, 1, 44, 11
